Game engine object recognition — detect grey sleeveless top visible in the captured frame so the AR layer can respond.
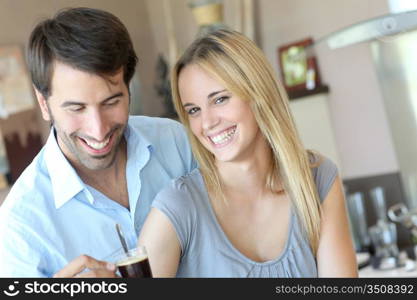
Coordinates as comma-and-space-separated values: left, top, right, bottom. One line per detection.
152, 155, 338, 277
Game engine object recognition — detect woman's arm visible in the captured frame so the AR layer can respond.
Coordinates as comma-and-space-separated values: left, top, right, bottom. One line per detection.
316, 175, 358, 277
138, 208, 181, 277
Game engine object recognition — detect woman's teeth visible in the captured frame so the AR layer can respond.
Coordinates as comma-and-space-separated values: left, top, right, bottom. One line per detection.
210, 127, 236, 145
85, 138, 110, 150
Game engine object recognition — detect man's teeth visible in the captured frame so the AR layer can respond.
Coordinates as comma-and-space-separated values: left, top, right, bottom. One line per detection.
85, 138, 110, 150
210, 127, 236, 145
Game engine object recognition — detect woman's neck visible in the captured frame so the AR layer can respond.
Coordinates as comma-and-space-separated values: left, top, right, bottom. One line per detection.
216, 140, 273, 197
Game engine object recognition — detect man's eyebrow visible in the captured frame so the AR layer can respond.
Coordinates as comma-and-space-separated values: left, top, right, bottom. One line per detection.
61, 101, 84, 108
60, 92, 124, 107
101, 92, 124, 103
182, 89, 227, 107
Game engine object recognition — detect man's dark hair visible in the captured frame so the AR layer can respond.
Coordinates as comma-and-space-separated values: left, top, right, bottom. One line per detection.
27, 7, 138, 99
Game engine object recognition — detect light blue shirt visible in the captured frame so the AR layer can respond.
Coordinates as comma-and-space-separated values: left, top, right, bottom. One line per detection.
0, 116, 196, 277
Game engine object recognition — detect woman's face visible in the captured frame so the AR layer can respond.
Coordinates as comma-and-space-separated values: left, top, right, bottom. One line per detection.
178, 64, 264, 163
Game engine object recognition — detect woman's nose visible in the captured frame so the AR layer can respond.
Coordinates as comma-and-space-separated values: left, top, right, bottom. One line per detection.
201, 109, 220, 132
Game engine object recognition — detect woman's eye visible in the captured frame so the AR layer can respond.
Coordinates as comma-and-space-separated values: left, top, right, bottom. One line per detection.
215, 96, 229, 104
187, 107, 200, 115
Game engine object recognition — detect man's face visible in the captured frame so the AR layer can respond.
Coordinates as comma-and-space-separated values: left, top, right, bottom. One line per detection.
36, 61, 130, 171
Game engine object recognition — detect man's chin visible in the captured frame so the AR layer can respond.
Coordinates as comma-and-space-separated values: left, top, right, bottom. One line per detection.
73, 131, 124, 171
79, 155, 117, 171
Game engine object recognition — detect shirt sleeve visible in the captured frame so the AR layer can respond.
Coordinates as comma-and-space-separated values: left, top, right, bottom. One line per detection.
151, 179, 195, 257
0, 210, 49, 277
311, 154, 338, 202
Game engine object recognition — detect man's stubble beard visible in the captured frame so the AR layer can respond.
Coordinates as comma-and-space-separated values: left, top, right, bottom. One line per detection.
50, 114, 126, 171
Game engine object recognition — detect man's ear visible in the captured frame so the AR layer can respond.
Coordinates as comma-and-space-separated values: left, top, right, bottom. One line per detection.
34, 87, 51, 121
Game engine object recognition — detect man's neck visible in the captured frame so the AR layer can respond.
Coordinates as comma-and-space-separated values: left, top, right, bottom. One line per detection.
76, 139, 129, 208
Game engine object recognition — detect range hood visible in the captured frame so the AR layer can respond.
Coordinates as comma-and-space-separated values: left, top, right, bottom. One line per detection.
315, 4, 417, 209
318, 9, 417, 49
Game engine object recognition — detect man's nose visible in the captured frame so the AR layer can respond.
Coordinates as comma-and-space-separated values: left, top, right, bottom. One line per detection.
85, 110, 111, 141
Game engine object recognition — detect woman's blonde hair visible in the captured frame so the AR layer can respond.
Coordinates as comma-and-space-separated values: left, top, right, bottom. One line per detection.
171, 30, 322, 254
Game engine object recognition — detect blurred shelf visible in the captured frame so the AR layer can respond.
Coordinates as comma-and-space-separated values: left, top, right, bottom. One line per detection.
287, 84, 329, 100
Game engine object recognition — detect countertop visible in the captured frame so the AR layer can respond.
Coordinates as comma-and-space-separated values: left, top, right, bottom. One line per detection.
359, 264, 417, 277
357, 252, 417, 277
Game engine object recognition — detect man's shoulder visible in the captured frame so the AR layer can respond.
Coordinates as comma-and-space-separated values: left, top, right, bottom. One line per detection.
171, 168, 203, 190
155, 169, 204, 205
2, 149, 52, 210
128, 115, 189, 147
129, 115, 183, 132
152, 169, 204, 226
128, 115, 196, 174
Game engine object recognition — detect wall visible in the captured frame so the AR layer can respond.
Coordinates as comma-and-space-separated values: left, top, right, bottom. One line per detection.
289, 93, 341, 168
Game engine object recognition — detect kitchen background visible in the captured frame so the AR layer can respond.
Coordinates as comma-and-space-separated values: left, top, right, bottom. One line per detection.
1, 0, 416, 276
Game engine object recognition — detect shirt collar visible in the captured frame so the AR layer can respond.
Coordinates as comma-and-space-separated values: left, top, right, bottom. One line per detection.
124, 118, 153, 153
44, 127, 85, 209
123, 117, 153, 217
44, 117, 154, 210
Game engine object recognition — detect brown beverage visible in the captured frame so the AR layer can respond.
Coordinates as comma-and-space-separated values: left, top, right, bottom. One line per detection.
117, 254, 153, 278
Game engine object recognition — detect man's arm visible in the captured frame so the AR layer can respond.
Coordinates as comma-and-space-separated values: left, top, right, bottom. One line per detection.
0, 209, 117, 278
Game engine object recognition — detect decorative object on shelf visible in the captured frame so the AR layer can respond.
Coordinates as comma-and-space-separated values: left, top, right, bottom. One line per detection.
188, 0, 227, 37
129, 72, 142, 116
278, 38, 325, 99
154, 55, 176, 118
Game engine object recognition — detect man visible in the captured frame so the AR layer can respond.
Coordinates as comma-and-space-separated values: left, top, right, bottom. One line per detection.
0, 7, 196, 277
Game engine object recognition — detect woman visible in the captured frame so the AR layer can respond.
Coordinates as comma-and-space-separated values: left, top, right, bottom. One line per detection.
139, 30, 357, 277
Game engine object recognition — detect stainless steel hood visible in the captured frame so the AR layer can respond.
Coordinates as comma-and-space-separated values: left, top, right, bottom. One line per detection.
316, 8, 417, 209
318, 9, 417, 49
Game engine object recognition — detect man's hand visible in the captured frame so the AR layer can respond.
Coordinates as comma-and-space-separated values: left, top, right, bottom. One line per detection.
53, 255, 117, 278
